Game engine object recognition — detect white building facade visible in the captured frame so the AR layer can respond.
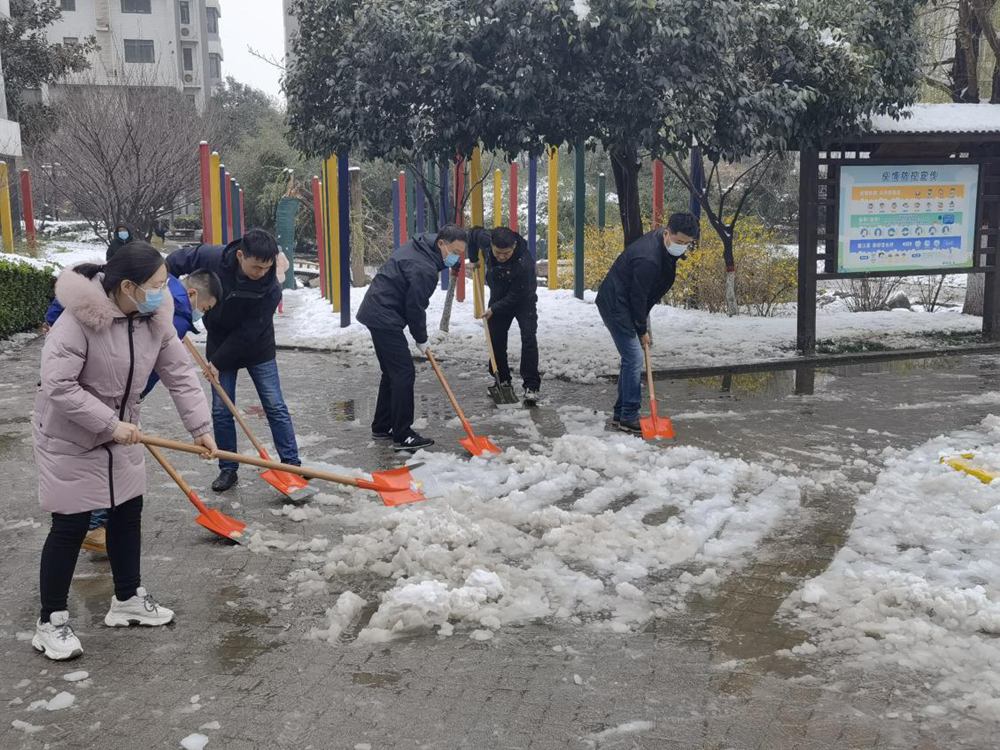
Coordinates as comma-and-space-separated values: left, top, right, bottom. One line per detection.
0, 0, 23, 158
46, 0, 224, 110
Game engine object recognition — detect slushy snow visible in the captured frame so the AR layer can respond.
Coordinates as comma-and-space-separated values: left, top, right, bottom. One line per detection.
180, 733, 209, 750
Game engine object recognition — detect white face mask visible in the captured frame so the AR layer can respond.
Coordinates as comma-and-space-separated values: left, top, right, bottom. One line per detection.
667, 243, 687, 257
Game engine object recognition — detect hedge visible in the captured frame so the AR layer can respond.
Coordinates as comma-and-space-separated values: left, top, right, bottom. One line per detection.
0, 259, 56, 339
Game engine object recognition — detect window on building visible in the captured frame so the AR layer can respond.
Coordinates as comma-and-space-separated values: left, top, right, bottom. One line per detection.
209, 53, 221, 79
124, 39, 155, 63
206, 8, 219, 34
121, 0, 152, 13
179, 1, 191, 24
186, 94, 197, 107
60, 0, 76, 11
63, 37, 79, 46
182, 47, 194, 71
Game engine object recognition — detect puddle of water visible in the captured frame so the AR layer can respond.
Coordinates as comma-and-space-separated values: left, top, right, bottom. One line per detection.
352, 671, 402, 688
331, 400, 356, 422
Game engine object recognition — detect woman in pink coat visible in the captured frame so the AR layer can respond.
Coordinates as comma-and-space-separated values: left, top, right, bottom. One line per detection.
32, 243, 217, 661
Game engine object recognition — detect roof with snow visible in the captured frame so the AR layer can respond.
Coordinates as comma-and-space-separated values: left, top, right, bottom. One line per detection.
869, 104, 1000, 135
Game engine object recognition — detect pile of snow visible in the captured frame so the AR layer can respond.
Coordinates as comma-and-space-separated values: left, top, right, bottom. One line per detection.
0, 252, 58, 273
294, 406, 802, 642
784, 414, 1000, 721
43, 240, 107, 269
180, 733, 209, 750
270, 284, 981, 382
27, 691, 76, 711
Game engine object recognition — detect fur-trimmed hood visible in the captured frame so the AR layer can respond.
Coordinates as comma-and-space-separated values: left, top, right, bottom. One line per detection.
55, 264, 175, 333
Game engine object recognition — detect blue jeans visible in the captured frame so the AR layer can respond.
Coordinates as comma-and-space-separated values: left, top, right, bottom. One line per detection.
213, 359, 300, 472
89, 508, 109, 530
601, 313, 643, 423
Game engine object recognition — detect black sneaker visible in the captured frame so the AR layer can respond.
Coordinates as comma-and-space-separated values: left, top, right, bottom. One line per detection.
393, 432, 434, 452
616, 419, 642, 435
523, 388, 540, 406
372, 428, 393, 441
211, 469, 239, 492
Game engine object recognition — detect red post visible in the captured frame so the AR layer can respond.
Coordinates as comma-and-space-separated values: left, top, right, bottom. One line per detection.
312, 176, 327, 298
20, 169, 36, 249
199, 142, 213, 243
239, 189, 245, 235
509, 161, 518, 233
398, 172, 408, 244
652, 159, 664, 228
454, 159, 466, 303
224, 170, 233, 241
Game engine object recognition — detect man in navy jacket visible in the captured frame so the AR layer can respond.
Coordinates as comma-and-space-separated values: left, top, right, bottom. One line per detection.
167, 229, 301, 492
595, 213, 699, 434
357, 224, 467, 451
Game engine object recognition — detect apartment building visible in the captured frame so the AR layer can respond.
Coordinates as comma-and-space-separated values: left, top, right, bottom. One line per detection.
0, 0, 23, 158
46, 0, 224, 110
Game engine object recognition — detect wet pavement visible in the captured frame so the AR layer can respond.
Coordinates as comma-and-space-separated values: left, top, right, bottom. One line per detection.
2, 335, 1000, 749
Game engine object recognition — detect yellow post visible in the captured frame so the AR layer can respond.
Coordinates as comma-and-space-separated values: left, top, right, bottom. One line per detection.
326, 155, 341, 313
0, 162, 12, 252
493, 168, 502, 227
210, 151, 222, 244
547, 146, 559, 290
470, 148, 485, 318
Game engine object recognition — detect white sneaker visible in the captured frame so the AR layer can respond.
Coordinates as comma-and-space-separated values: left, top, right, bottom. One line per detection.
104, 587, 174, 627
32, 611, 83, 661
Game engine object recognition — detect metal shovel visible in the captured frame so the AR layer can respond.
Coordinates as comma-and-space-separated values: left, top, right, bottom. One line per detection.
640, 341, 676, 440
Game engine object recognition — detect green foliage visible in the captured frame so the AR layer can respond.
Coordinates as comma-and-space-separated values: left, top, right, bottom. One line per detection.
0, 259, 55, 338
172, 215, 202, 230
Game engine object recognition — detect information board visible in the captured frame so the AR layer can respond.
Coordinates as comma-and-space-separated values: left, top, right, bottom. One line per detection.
838, 164, 980, 273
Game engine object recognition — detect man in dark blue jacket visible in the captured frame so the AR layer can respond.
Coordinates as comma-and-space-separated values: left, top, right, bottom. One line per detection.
167, 229, 302, 492
358, 224, 467, 451
595, 212, 699, 434
467, 226, 540, 405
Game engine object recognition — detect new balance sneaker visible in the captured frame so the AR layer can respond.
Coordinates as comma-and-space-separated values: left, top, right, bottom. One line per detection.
372, 428, 394, 441
393, 432, 435, 452
616, 419, 642, 435
32, 611, 83, 661
523, 388, 540, 407
81, 526, 107, 554
104, 587, 174, 627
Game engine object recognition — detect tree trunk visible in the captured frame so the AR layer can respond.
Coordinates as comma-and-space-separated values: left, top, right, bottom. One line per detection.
610, 142, 643, 248
952, 1, 983, 102
965, 270, 985, 315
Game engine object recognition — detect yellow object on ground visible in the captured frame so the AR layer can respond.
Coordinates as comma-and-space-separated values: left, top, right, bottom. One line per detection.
940, 454, 999, 484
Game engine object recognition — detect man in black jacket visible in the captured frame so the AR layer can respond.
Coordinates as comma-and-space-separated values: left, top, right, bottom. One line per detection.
467, 226, 540, 405
358, 224, 467, 452
595, 213, 699, 434
167, 229, 302, 491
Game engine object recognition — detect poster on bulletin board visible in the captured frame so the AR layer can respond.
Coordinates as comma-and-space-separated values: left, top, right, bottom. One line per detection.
838, 164, 980, 273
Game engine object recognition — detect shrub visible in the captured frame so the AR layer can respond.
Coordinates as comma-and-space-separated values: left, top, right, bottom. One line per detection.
0, 259, 56, 338
173, 215, 202, 230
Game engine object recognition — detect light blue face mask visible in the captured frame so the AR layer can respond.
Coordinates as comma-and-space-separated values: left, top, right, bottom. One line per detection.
131, 285, 165, 314
191, 308, 203, 324
444, 253, 461, 268
667, 243, 688, 257
118, 231, 130, 242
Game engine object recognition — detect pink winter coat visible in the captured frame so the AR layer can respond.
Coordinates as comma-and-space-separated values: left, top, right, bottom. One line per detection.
32, 267, 212, 514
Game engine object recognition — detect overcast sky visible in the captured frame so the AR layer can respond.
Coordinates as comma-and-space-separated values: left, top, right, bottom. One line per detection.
219, 0, 287, 102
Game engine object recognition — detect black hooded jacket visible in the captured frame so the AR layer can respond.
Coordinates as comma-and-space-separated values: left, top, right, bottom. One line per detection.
467, 227, 537, 316
357, 233, 445, 344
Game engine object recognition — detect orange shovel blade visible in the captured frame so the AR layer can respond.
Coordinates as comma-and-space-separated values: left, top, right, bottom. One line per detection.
362, 466, 426, 507
459, 435, 502, 456
195, 508, 248, 543
260, 468, 318, 500
640, 415, 676, 440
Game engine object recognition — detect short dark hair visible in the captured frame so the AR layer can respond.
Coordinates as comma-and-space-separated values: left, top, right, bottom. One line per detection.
240, 228, 279, 261
107, 225, 138, 260
435, 224, 467, 245
185, 268, 223, 302
75, 241, 165, 295
667, 212, 700, 240
491, 227, 518, 250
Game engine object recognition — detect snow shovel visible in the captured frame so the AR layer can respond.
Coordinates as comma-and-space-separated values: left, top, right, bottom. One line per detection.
146, 444, 249, 544
640, 340, 676, 440
425, 349, 502, 456
475, 266, 518, 405
141, 435, 427, 507
183, 338, 318, 502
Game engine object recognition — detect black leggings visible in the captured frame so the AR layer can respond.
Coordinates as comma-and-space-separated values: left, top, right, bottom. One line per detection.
39, 496, 143, 623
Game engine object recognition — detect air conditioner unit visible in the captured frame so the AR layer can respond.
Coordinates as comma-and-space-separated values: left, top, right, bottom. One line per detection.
181, 27, 190, 37
184, 74, 193, 83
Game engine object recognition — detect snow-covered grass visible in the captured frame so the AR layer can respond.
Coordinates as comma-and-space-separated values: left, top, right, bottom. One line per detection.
271, 283, 983, 382
783, 414, 1000, 721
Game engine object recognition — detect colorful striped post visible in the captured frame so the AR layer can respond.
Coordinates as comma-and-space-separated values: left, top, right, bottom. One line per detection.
547, 146, 558, 290
528, 156, 537, 260
0, 162, 12, 252
210, 151, 222, 243
199, 142, 213, 243
493, 168, 502, 227
312, 176, 327, 298
392, 178, 400, 250
439, 162, 449, 289
20, 169, 36, 249
509, 161, 519, 233
337, 152, 351, 327
454, 157, 466, 302
326, 155, 341, 312
239, 189, 245, 236
321, 170, 332, 300
597, 172, 606, 229
407, 168, 417, 239
470, 147, 485, 317
230, 178, 242, 241
652, 158, 664, 228
219, 164, 229, 243
573, 142, 585, 300
398, 172, 408, 244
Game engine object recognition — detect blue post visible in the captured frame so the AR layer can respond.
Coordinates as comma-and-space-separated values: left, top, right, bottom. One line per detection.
690, 147, 703, 219
392, 178, 400, 250
338, 152, 351, 328
230, 179, 242, 241
439, 162, 449, 289
219, 164, 229, 243
528, 156, 537, 260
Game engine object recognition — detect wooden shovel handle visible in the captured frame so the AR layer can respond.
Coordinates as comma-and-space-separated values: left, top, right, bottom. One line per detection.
425, 350, 469, 425
140, 435, 361, 489
643, 340, 656, 404
183, 337, 267, 456
145, 444, 212, 516
475, 268, 501, 375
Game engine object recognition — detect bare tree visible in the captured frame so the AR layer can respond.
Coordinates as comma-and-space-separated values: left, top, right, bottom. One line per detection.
845, 277, 904, 312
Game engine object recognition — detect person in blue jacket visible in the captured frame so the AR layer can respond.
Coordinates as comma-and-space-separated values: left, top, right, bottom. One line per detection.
44, 261, 222, 554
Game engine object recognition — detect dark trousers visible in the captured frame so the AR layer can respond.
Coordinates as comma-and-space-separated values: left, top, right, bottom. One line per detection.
370, 327, 416, 439
487, 305, 541, 390
39, 496, 143, 622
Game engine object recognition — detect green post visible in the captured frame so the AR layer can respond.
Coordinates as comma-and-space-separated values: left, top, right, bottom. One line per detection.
573, 142, 585, 300
597, 172, 606, 229
276, 197, 300, 290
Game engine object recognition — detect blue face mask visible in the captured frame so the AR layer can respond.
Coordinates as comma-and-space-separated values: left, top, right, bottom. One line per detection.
118, 231, 130, 242
191, 308, 203, 324
444, 253, 461, 268
131, 285, 165, 314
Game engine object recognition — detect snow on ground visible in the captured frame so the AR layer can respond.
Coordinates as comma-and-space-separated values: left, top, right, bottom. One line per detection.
782, 413, 1000, 721
42, 239, 108, 269
272, 284, 982, 382
280, 406, 803, 643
